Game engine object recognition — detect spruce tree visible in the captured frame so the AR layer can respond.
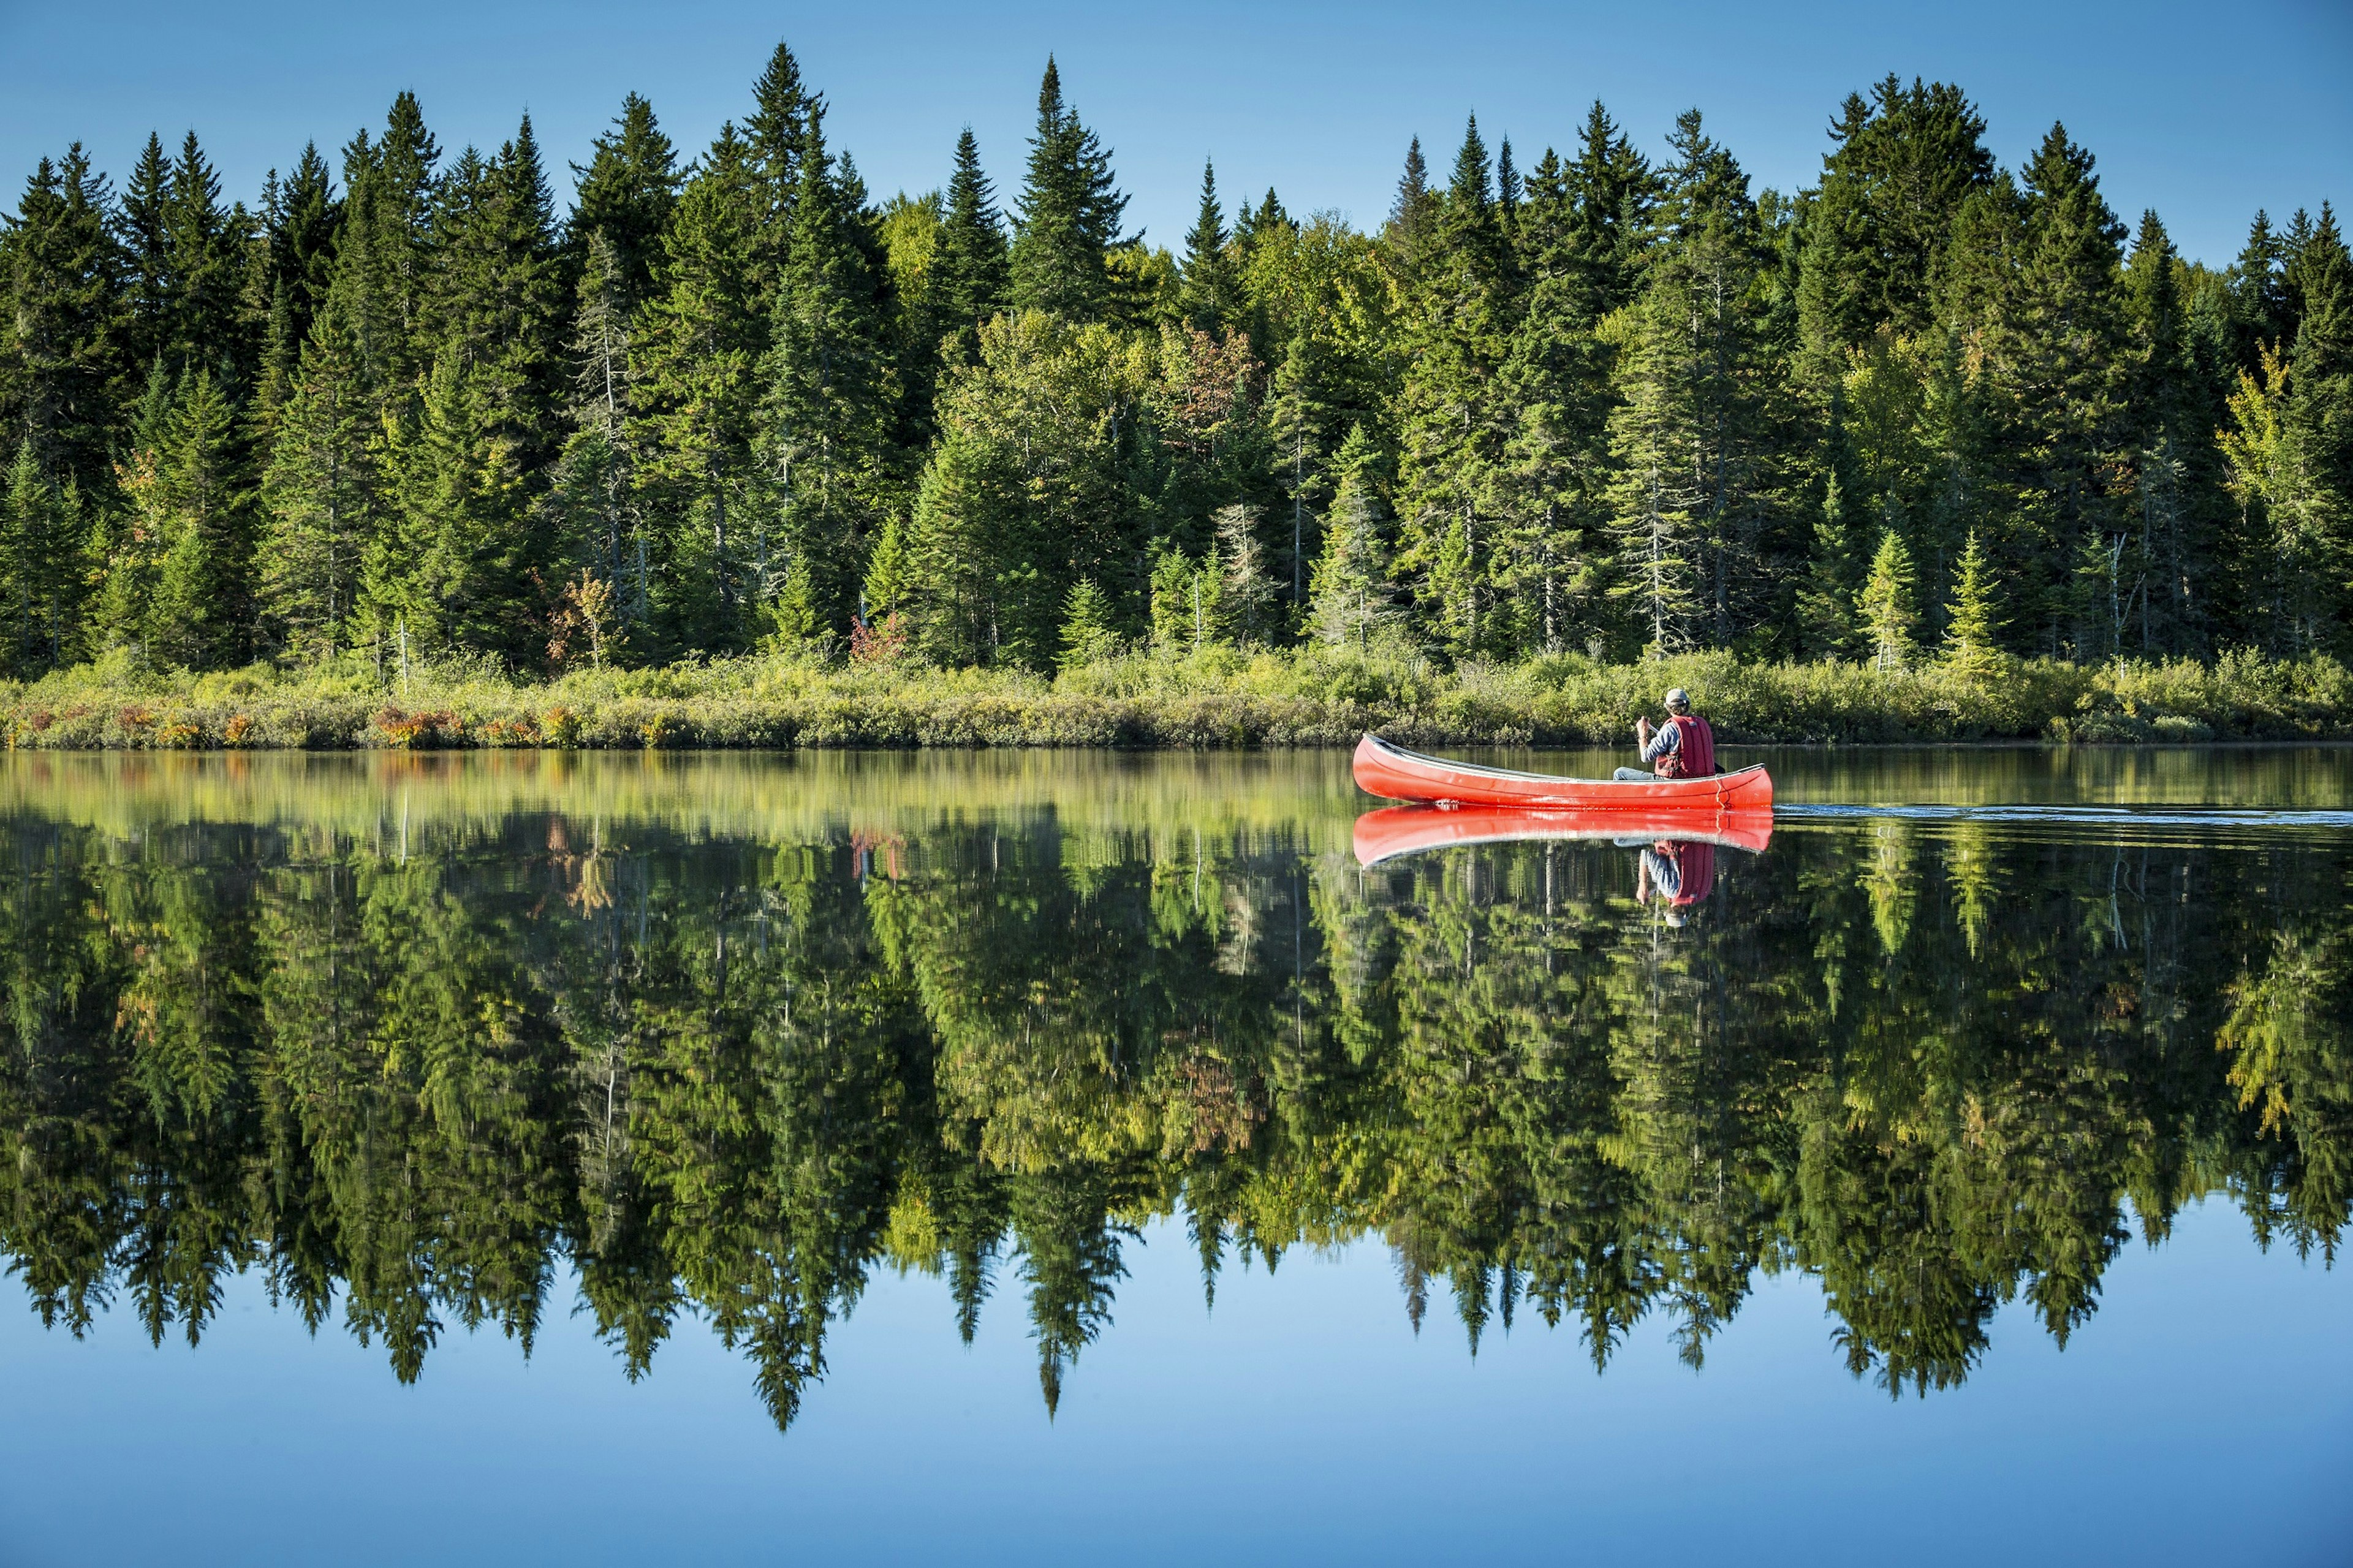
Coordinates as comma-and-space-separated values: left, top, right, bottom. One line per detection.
260, 291, 376, 659
372, 352, 526, 657
1857, 527, 1919, 670
1393, 116, 1514, 659
1941, 528, 2004, 680
569, 94, 683, 310
1179, 159, 1237, 336
548, 230, 640, 619
746, 39, 815, 280
1307, 425, 1396, 650
1, 147, 122, 491
118, 134, 173, 373
1009, 58, 1128, 320
1056, 577, 1118, 669
1384, 137, 1438, 282
1, 439, 86, 673
1794, 472, 1859, 655
931, 128, 1010, 364
148, 368, 252, 668
754, 103, 889, 642
629, 124, 767, 655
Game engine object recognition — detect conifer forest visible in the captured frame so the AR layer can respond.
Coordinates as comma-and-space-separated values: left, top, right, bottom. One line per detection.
2, 42, 2350, 722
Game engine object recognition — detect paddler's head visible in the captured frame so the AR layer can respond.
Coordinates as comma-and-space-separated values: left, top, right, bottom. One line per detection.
1664, 688, 1691, 715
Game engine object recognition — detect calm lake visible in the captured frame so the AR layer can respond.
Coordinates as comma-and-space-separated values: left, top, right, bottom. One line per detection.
1, 746, 2348, 1566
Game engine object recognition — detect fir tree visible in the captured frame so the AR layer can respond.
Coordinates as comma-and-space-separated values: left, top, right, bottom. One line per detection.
1056, 577, 1118, 669
1, 439, 86, 673
754, 103, 889, 642
931, 128, 1010, 363
1795, 472, 1859, 655
1393, 116, 1514, 659
147, 368, 252, 668
1179, 159, 1237, 336
371, 352, 526, 657
1009, 58, 1129, 320
259, 291, 375, 658
1857, 526, 1918, 670
1307, 425, 1396, 650
569, 93, 683, 309
1941, 528, 2004, 680
629, 124, 767, 655
1, 147, 122, 491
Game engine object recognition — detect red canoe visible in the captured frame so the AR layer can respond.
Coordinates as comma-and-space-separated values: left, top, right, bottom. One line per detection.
1352, 733, 1774, 811
1354, 805, 1775, 866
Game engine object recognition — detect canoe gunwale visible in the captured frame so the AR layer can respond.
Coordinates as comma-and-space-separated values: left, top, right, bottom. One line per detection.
1352, 733, 1773, 810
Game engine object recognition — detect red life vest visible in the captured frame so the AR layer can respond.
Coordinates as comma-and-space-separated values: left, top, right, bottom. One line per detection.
1667, 841, 1716, 906
1655, 714, 1716, 778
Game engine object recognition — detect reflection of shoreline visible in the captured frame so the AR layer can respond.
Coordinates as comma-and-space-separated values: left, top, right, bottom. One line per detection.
1353, 805, 1773, 865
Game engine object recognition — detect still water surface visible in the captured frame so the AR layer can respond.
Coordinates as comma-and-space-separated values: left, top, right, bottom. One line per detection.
1, 746, 2348, 1565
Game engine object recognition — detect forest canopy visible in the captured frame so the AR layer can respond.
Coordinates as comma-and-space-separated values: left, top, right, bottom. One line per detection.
2, 44, 2349, 684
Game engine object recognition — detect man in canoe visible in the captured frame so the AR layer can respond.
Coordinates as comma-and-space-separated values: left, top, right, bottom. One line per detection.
1613, 688, 1717, 782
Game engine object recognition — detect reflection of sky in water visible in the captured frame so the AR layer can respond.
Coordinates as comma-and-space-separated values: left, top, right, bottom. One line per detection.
4, 1202, 2346, 1566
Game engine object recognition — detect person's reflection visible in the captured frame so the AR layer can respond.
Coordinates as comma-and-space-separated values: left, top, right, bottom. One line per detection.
1633, 837, 1715, 923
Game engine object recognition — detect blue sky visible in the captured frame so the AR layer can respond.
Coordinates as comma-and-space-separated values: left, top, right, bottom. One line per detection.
2, 0, 2347, 268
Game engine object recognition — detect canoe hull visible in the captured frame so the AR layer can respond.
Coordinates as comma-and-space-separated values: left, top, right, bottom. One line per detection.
1354, 805, 1774, 866
1352, 734, 1773, 811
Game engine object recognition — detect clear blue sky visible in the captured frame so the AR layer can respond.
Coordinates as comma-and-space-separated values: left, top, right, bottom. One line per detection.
3, 0, 2347, 268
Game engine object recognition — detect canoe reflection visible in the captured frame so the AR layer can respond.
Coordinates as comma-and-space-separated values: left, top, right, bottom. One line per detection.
1352, 804, 1774, 868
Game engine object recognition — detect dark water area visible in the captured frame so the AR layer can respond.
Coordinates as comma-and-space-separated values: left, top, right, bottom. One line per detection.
1, 747, 2348, 1565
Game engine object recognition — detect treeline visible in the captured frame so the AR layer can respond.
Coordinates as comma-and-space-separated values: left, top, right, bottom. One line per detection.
2, 44, 2350, 687
2, 795, 2345, 1423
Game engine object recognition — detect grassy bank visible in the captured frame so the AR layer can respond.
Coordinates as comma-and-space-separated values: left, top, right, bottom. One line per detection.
3, 644, 2348, 750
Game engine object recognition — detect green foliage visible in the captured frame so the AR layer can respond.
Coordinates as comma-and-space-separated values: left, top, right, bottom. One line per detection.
1859, 527, 1919, 670
1942, 529, 2005, 681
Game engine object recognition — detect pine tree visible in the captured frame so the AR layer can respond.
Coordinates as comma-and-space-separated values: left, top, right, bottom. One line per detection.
1393, 116, 1514, 659
1794, 472, 1859, 655
1384, 137, 1438, 282
371, 353, 526, 657
1009, 58, 1129, 320
1941, 528, 2004, 680
746, 39, 816, 284
569, 93, 683, 308
1056, 577, 1118, 669
148, 368, 252, 668
547, 230, 641, 629
118, 134, 173, 373
1, 147, 123, 492
629, 124, 767, 656
260, 290, 375, 658
1211, 502, 1273, 645
754, 103, 889, 642
931, 128, 1010, 364
1857, 527, 1918, 670
1, 439, 87, 673
1307, 425, 1396, 650
1179, 159, 1237, 336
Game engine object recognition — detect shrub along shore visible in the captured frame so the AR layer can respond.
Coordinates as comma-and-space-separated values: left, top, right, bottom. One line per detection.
4, 645, 2347, 751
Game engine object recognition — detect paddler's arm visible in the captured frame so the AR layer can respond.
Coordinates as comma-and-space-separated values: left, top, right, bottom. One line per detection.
1635, 716, 1652, 751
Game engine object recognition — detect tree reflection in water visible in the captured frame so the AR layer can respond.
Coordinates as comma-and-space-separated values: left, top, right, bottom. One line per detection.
0, 759, 2344, 1430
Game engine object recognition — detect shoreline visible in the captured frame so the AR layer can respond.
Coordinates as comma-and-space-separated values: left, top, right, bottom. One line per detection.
7, 650, 2348, 751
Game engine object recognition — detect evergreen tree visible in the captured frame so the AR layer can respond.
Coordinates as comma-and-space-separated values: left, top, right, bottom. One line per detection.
1009, 59, 1129, 320
1797, 77, 1993, 382
1307, 425, 1396, 650
569, 93, 683, 309
746, 39, 816, 282
1941, 528, 2004, 680
118, 134, 173, 373
931, 128, 1010, 363
1056, 577, 1118, 669
1, 147, 123, 491
259, 291, 376, 658
1384, 137, 1438, 282
753, 104, 890, 642
1794, 472, 1859, 655
1179, 159, 1238, 336
1393, 116, 1514, 659
369, 352, 526, 658
629, 124, 767, 656
1, 439, 87, 673
1858, 526, 1918, 670
147, 369, 252, 668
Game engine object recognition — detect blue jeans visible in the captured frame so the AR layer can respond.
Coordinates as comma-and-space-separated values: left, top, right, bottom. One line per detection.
1613, 767, 1653, 781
